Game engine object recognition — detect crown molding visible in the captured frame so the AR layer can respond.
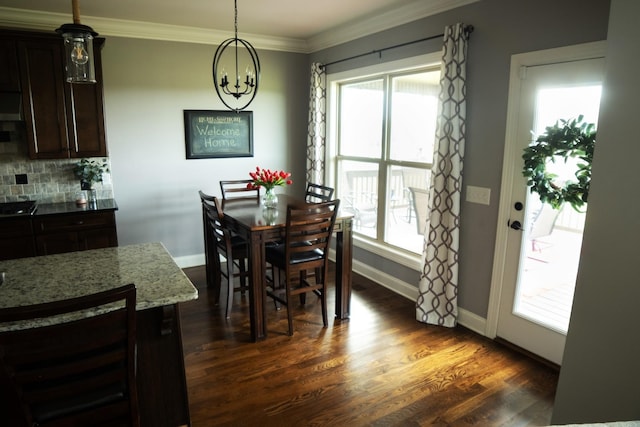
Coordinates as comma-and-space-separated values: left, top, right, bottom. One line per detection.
0, 0, 479, 54
0, 7, 309, 53
307, 0, 480, 52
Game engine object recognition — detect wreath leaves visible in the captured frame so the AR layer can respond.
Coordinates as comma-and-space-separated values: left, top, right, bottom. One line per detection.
522, 115, 596, 211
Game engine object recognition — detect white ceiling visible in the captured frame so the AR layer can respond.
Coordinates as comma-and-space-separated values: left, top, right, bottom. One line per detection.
0, 0, 479, 52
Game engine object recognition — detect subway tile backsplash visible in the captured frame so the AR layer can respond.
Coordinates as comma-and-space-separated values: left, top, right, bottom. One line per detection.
0, 121, 114, 203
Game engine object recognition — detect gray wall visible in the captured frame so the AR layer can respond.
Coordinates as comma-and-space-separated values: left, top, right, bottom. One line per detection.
2, 0, 613, 323
552, 0, 640, 423
100, 38, 309, 261
310, 0, 611, 318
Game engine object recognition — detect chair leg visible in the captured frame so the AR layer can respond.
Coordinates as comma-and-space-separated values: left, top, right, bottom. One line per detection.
225, 260, 235, 319
316, 270, 328, 328
238, 259, 247, 292
210, 254, 222, 304
321, 289, 328, 327
269, 267, 282, 310
211, 258, 222, 304
286, 280, 294, 336
299, 271, 307, 305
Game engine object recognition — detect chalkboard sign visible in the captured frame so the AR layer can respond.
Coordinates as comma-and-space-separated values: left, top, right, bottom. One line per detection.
184, 110, 253, 159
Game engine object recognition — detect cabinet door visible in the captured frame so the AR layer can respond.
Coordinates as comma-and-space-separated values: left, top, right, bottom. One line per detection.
0, 218, 35, 260
67, 39, 107, 158
18, 38, 70, 159
0, 38, 20, 91
78, 227, 118, 250
36, 228, 117, 255
35, 231, 80, 256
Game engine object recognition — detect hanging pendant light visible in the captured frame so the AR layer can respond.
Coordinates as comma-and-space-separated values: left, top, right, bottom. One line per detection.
212, 0, 260, 112
56, 0, 98, 84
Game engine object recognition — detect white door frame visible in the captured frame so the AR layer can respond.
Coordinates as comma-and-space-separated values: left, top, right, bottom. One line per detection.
485, 41, 607, 339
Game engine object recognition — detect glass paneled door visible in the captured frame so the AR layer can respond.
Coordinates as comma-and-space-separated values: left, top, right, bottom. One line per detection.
491, 43, 605, 365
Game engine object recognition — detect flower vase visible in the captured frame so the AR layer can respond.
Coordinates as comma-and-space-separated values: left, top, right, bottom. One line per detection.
262, 207, 279, 225
262, 187, 278, 208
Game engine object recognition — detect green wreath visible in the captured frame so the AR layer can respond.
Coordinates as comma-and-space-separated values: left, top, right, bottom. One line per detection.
522, 115, 596, 211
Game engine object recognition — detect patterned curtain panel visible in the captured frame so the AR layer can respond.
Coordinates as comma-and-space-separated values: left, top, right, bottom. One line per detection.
416, 23, 470, 327
306, 62, 327, 186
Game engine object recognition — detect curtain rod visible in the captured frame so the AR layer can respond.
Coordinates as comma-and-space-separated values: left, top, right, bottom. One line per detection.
320, 24, 473, 70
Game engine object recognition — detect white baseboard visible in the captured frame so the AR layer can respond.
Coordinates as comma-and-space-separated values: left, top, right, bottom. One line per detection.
174, 253, 205, 269
351, 258, 487, 336
177, 251, 487, 336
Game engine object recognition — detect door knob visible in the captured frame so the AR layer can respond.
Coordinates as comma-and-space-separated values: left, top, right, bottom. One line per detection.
508, 220, 522, 230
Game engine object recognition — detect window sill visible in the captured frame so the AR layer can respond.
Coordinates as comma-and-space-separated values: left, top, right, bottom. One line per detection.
352, 235, 422, 271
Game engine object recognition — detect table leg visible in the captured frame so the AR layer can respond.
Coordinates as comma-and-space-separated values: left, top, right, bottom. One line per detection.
334, 217, 353, 319
248, 232, 267, 341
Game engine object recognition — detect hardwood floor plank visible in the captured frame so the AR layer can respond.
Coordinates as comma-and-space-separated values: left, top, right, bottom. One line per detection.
180, 265, 558, 426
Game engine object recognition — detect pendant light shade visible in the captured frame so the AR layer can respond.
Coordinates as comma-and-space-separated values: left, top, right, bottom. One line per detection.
56, 0, 98, 84
212, 0, 260, 112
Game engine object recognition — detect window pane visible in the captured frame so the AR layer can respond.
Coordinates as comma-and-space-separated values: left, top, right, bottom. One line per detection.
385, 166, 431, 253
339, 80, 383, 158
389, 71, 440, 163
337, 160, 379, 238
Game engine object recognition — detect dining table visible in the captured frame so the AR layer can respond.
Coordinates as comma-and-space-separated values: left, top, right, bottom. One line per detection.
221, 194, 353, 341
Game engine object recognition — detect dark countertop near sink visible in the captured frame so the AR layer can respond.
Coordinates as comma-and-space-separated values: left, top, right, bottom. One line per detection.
34, 199, 118, 216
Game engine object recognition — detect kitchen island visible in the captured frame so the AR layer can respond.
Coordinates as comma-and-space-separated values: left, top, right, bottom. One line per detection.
0, 242, 198, 427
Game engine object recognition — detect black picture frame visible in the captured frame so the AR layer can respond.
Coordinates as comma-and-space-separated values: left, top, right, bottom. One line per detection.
184, 110, 253, 159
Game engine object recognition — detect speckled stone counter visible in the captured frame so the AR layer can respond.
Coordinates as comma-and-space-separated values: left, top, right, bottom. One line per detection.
0, 241, 197, 426
0, 242, 198, 331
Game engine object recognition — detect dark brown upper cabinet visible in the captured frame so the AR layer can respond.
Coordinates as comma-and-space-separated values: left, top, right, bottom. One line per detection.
0, 39, 21, 91
3, 30, 107, 159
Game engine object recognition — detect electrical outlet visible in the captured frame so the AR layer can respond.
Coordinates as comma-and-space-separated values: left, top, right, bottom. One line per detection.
15, 174, 28, 185
466, 185, 491, 205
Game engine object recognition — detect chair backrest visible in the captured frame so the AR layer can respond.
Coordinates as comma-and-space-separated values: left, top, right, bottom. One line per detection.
409, 187, 429, 235
283, 200, 340, 273
305, 183, 335, 203
529, 203, 562, 240
220, 179, 260, 201
199, 190, 216, 238
0, 284, 139, 427
200, 192, 233, 258
199, 190, 218, 286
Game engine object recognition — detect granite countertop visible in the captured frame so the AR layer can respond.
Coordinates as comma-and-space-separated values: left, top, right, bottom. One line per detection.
0, 242, 198, 331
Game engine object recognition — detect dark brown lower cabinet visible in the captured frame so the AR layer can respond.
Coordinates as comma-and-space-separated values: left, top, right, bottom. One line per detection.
34, 211, 118, 256
0, 217, 36, 260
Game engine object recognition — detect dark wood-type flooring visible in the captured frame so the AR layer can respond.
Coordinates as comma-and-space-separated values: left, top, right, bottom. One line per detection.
180, 265, 558, 426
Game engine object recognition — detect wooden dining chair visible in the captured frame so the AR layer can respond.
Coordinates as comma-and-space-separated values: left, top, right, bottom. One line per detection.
265, 199, 340, 335
0, 284, 140, 427
199, 190, 222, 293
220, 179, 260, 201
409, 186, 429, 235
528, 203, 562, 252
305, 182, 335, 203
199, 191, 249, 318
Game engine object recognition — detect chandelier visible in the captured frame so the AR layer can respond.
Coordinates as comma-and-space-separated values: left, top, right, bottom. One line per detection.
56, 0, 98, 84
212, 0, 260, 112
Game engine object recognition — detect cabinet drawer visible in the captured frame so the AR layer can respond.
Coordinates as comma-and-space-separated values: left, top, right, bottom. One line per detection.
34, 212, 115, 233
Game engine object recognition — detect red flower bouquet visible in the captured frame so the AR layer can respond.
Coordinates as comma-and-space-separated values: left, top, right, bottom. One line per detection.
248, 167, 293, 191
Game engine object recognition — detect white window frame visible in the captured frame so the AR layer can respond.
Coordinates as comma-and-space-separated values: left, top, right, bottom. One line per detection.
326, 52, 441, 270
